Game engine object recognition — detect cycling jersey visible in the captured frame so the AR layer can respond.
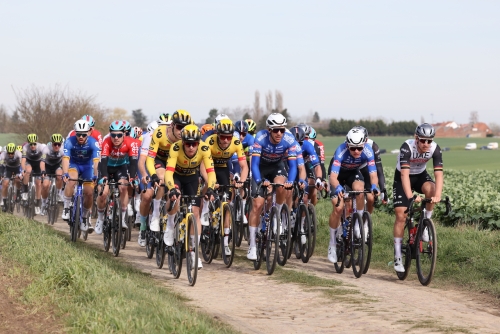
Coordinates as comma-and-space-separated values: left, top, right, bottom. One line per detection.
67, 129, 103, 148
41, 142, 64, 167
251, 130, 298, 183
140, 131, 152, 156
329, 143, 376, 174
360, 139, 386, 189
165, 140, 216, 191
22, 143, 46, 162
63, 136, 100, 165
396, 139, 443, 174
146, 126, 178, 175
99, 136, 139, 179
204, 133, 246, 168
0, 151, 22, 176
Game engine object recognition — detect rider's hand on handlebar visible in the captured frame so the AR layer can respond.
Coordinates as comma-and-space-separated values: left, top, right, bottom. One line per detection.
381, 188, 388, 204
142, 175, 150, 185
315, 178, 323, 190
169, 187, 181, 200
298, 179, 306, 189
371, 184, 379, 195
431, 195, 441, 204
62, 173, 70, 182
284, 181, 294, 189
334, 184, 344, 196
98, 177, 107, 185
205, 187, 215, 201
151, 174, 160, 186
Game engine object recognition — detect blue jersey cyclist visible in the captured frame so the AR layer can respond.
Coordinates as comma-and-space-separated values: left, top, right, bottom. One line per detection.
62, 119, 100, 233
326, 127, 379, 264
247, 113, 299, 261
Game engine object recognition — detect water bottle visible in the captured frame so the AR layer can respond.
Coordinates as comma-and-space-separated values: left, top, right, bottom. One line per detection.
108, 202, 114, 220
343, 219, 349, 238
409, 226, 417, 245
261, 212, 268, 233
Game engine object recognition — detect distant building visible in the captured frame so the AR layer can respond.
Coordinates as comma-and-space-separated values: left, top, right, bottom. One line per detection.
433, 121, 491, 138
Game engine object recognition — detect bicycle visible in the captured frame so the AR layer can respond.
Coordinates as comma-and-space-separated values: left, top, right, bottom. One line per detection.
167, 194, 202, 286
290, 184, 315, 264
4, 173, 20, 214
333, 189, 370, 278
232, 180, 249, 248
252, 183, 288, 275
397, 195, 451, 286
100, 179, 128, 256
66, 176, 91, 243
45, 174, 61, 225
23, 172, 41, 219
202, 184, 235, 268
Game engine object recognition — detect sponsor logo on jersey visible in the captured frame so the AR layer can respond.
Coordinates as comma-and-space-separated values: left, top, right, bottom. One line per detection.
368, 160, 375, 166
333, 160, 341, 167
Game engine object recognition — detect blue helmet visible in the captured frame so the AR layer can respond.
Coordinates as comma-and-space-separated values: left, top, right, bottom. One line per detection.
290, 126, 305, 144
309, 127, 317, 139
123, 120, 132, 132
234, 120, 249, 134
109, 120, 126, 132
81, 114, 95, 127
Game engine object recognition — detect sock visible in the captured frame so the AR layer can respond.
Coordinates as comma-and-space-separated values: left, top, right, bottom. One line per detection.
167, 214, 175, 229
224, 228, 230, 246
190, 235, 195, 248
249, 226, 257, 247
98, 209, 104, 221
329, 227, 337, 247
394, 238, 403, 258
140, 215, 147, 231
82, 208, 89, 219
197, 234, 200, 246
358, 209, 364, 217
41, 197, 47, 206
64, 196, 72, 208
425, 210, 433, 219
276, 203, 283, 214
121, 209, 127, 223
152, 199, 161, 217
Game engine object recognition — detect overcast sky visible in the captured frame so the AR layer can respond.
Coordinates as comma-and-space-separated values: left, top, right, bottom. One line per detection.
1, 1, 499, 125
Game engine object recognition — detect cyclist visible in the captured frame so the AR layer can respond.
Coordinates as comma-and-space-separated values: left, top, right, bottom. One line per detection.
308, 127, 328, 197
136, 120, 159, 246
16, 145, 23, 153
327, 127, 379, 263
40, 134, 64, 216
247, 113, 299, 260
163, 124, 216, 270
146, 110, 192, 233
62, 120, 100, 231
392, 123, 443, 273
246, 118, 257, 137
0, 143, 22, 212
21, 134, 46, 215
201, 119, 248, 255
200, 124, 214, 137
67, 114, 103, 148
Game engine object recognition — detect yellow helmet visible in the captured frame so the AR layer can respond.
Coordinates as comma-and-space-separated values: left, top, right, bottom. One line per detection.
6, 143, 16, 153
16, 145, 23, 152
216, 119, 235, 135
245, 119, 256, 132
51, 133, 63, 143
27, 133, 38, 143
181, 124, 201, 142
172, 110, 192, 126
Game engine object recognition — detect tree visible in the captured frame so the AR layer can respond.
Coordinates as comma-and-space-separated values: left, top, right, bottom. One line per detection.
206, 108, 218, 124
469, 111, 479, 125
103, 108, 131, 127
243, 112, 252, 120
265, 90, 273, 114
253, 90, 262, 122
275, 90, 283, 112
312, 111, 320, 122
132, 109, 148, 128
280, 109, 291, 124
0, 105, 9, 133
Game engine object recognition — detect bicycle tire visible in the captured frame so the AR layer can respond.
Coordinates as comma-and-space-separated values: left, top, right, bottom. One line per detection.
102, 202, 111, 252
244, 198, 252, 243
293, 205, 305, 260
145, 213, 155, 259
221, 203, 235, 268
361, 211, 373, 274
71, 198, 80, 242
350, 212, 365, 278
333, 236, 345, 274
186, 214, 199, 286
111, 198, 122, 257
28, 184, 36, 219
266, 206, 280, 275
416, 218, 437, 286
121, 212, 128, 250
156, 232, 166, 269
7, 184, 13, 214
47, 184, 56, 225
233, 195, 244, 247
127, 215, 133, 241
169, 214, 182, 279
301, 204, 312, 264
254, 229, 264, 270
307, 203, 317, 258
91, 188, 98, 219
277, 203, 291, 266
397, 219, 412, 280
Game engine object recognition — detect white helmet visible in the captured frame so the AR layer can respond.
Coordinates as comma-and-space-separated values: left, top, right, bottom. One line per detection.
346, 127, 366, 146
215, 114, 230, 125
266, 113, 287, 128
147, 121, 159, 133
74, 119, 91, 132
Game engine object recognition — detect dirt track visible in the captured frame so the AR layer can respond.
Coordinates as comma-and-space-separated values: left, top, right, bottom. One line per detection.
29, 212, 500, 333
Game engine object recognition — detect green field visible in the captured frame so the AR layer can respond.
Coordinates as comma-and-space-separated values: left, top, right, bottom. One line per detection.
317, 135, 500, 170
0, 133, 23, 146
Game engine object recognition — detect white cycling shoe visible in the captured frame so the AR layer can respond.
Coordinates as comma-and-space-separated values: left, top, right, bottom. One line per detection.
150, 217, 160, 232
394, 257, 405, 273
328, 246, 337, 263
247, 246, 257, 260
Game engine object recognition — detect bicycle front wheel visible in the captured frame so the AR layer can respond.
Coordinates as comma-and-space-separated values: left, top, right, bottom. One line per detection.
28, 185, 36, 219
266, 206, 280, 275
277, 203, 290, 266
397, 219, 412, 281
111, 200, 122, 257
307, 203, 317, 258
416, 218, 437, 286
71, 199, 80, 242
361, 211, 373, 274
350, 212, 365, 278
7, 184, 13, 214
221, 203, 235, 268
120, 212, 127, 250
185, 214, 199, 286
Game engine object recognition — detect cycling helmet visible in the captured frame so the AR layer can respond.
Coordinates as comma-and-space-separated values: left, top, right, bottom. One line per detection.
81, 115, 95, 127
216, 119, 235, 135
181, 124, 201, 142
6, 143, 16, 153
147, 121, 159, 133
290, 126, 305, 144
172, 110, 192, 126
109, 120, 126, 132
158, 113, 171, 125
296, 123, 311, 136
266, 113, 287, 128
51, 134, 64, 143
346, 127, 366, 146
74, 120, 91, 132
27, 133, 38, 143
200, 124, 214, 136
123, 120, 132, 133
415, 123, 435, 138
215, 114, 230, 124
133, 126, 143, 138
309, 127, 317, 139
234, 120, 249, 134
245, 119, 257, 133
16, 145, 23, 152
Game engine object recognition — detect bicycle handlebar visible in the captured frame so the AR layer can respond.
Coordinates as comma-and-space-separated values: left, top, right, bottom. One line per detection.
404, 195, 451, 215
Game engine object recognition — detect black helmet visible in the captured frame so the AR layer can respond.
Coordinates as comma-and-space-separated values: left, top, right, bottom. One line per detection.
415, 123, 435, 138
290, 126, 305, 144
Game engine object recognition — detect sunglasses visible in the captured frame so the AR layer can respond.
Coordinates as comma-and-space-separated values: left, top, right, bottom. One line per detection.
110, 133, 124, 138
219, 135, 232, 141
240, 132, 247, 137
184, 142, 199, 148
175, 124, 185, 131
417, 137, 433, 144
53, 143, 62, 147
349, 146, 364, 152
29, 143, 37, 146
76, 133, 88, 138
271, 128, 285, 134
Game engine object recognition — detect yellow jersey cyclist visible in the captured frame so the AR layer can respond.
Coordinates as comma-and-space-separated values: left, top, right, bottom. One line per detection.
1, 143, 23, 212
146, 110, 192, 232
201, 119, 248, 256
40, 134, 65, 215
21, 134, 46, 215
163, 124, 216, 270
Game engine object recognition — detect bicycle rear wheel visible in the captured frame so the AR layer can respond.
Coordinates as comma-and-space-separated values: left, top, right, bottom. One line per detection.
233, 195, 244, 247
156, 232, 166, 269
221, 203, 235, 268
28, 185, 36, 219
416, 218, 437, 286
361, 211, 373, 274
71, 199, 80, 242
266, 206, 280, 275
277, 203, 291, 266
169, 216, 183, 278
185, 214, 199, 286
396, 219, 412, 281
307, 203, 317, 258
254, 229, 264, 270
201, 219, 216, 264
350, 212, 365, 278
333, 237, 346, 274
111, 199, 122, 257
145, 214, 155, 259
7, 184, 13, 214
244, 199, 251, 243
120, 212, 127, 250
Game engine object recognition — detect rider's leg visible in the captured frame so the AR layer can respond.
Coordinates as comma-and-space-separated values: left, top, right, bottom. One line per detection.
421, 181, 436, 218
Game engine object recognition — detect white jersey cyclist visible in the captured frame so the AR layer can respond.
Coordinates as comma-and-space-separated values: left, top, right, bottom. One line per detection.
396, 139, 443, 175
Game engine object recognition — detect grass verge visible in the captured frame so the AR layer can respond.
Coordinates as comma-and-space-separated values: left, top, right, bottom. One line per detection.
0, 212, 237, 334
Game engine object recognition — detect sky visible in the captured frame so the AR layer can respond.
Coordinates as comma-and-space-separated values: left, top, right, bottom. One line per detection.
1, 1, 499, 125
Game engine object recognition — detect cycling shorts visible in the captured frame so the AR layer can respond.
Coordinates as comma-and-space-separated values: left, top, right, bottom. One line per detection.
44, 164, 62, 180
251, 162, 288, 198
173, 172, 201, 206
69, 162, 94, 181
392, 169, 434, 208
3, 166, 21, 179
25, 160, 42, 174
107, 164, 129, 182
215, 166, 231, 199
330, 169, 364, 198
